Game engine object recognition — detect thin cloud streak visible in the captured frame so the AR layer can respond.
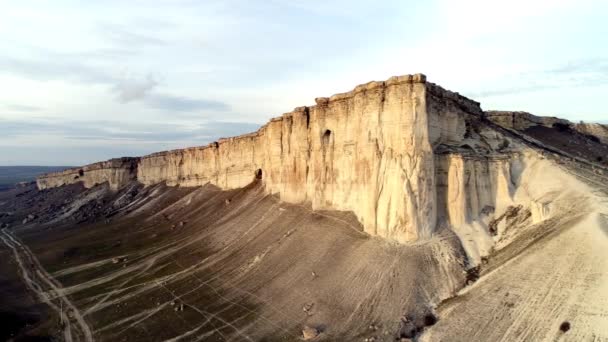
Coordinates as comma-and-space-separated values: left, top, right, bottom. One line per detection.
468, 58, 608, 98
0, 118, 259, 144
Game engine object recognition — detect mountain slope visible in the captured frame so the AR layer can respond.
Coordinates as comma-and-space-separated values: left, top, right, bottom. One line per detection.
1, 75, 607, 341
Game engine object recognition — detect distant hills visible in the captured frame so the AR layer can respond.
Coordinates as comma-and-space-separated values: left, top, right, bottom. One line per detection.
0, 166, 72, 191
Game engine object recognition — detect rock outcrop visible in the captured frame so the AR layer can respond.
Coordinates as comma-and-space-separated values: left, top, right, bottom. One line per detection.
18, 74, 608, 342
38, 75, 603, 246
36, 158, 139, 191
40, 74, 491, 243
486, 110, 608, 144
485, 111, 570, 130
574, 122, 608, 144
136, 75, 487, 242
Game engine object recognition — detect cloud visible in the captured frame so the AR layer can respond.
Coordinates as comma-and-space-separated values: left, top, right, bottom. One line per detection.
145, 94, 230, 112
113, 74, 158, 103
0, 118, 259, 144
3, 104, 41, 112
99, 24, 167, 48
0, 54, 115, 84
468, 58, 608, 98
467, 84, 557, 98
548, 58, 608, 74
110, 74, 229, 112
0, 52, 228, 113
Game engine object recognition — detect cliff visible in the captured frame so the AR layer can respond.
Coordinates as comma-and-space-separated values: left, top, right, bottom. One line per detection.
17, 74, 608, 341
35, 74, 548, 244
36, 157, 139, 191
137, 74, 462, 242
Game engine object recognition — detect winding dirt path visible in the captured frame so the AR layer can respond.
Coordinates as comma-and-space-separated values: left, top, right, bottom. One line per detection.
0, 228, 94, 342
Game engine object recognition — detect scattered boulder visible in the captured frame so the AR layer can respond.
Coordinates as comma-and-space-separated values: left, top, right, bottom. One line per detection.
112, 257, 127, 264
397, 316, 417, 339
560, 321, 571, 333
466, 266, 481, 285
303, 302, 314, 316
302, 326, 319, 340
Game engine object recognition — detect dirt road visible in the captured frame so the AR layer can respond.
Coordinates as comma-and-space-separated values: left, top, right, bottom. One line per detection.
1, 228, 93, 342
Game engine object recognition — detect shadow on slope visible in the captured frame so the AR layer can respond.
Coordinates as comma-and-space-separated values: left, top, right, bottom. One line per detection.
2, 181, 467, 341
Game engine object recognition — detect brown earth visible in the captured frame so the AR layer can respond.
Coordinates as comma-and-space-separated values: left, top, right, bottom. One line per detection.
0, 181, 466, 341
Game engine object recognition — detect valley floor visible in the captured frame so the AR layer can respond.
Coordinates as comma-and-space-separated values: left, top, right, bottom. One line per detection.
0, 182, 465, 341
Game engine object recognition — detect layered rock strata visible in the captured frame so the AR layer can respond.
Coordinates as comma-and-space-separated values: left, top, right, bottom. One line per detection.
486, 110, 608, 143
135, 74, 486, 242
36, 74, 516, 243
485, 111, 570, 130
36, 157, 139, 191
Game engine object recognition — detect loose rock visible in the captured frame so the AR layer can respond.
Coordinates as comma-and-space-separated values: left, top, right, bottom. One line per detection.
302, 326, 319, 340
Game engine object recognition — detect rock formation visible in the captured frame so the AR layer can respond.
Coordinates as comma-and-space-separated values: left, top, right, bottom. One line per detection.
485, 110, 570, 130
9, 73, 608, 341
487, 110, 608, 144
35, 75, 605, 247
38, 74, 491, 243
37, 157, 138, 191
574, 121, 608, 144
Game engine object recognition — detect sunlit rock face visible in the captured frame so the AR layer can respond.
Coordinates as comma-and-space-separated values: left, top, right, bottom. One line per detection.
36, 158, 138, 191
131, 74, 486, 243
37, 74, 537, 244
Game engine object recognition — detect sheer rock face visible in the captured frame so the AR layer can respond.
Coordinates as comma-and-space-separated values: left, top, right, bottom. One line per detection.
36, 158, 139, 191
435, 154, 514, 228
36, 74, 492, 243
135, 75, 484, 243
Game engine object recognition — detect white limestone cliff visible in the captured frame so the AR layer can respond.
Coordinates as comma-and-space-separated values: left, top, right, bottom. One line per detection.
36, 74, 596, 248
134, 75, 495, 243
36, 158, 138, 191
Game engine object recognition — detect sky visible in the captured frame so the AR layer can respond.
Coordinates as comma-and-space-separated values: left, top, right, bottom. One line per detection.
1, 0, 607, 165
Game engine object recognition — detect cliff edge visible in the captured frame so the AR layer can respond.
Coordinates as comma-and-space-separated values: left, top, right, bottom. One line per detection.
36, 74, 606, 246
